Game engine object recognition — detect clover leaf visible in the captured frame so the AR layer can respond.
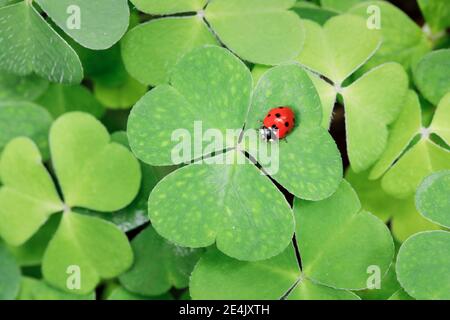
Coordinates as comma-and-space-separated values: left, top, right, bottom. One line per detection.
0, 71, 48, 101
295, 180, 394, 289
416, 171, 450, 229
108, 286, 172, 301
128, 46, 343, 260
370, 92, 450, 198
396, 231, 450, 300
42, 210, 133, 294
346, 169, 441, 242
418, 0, 450, 34
0, 137, 64, 245
190, 180, 393, 298
0, 101, 52, 160
356, 265, 402, 300
0, 1, 82, 83
320, 0, 365, 12
119, 227, 202, 296
245, 64, 342, 200
130, 0, 207, 15
122, 0, 304, 86
413, 49, 450, 106
0, 242, 20, 300
0, 112, 141, 293
291, 1, 338, 25
297, 15, 409, 172
8, 214, 60, 267
0, 0, 130, 83
18, 277, 94, 300
349, 1, 432, 71
36, 84, 105, 118
36, 0, 129, 50
190, 245, 359, 300
80, 131, 176, 233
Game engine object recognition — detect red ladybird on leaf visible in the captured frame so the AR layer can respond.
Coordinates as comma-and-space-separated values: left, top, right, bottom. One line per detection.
260, 106, 295, 142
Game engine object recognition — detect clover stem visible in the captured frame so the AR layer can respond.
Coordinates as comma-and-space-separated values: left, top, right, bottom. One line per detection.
25, 0, 33, 6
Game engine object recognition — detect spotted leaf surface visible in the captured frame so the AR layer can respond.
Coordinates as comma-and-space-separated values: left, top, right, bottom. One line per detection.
0, 2, 83, 83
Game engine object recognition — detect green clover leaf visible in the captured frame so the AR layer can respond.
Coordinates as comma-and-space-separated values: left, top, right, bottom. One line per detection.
0, 101, 53, 160
0, 71, 48, 101
295, 180, 394, 289
50, 112, 141, 211
0, 242, 20, 300
356, 265, 402, 300
0, 137, 64, 246
349, 1, 432, 71
36, 84, 105, 119
0, 112, 141, 293
291, 1, 338, 26
42, 210, 133, 294
93, 74, 147, 110
148, 152, 295, 261
0, 1, 83, 83
416, 170, 450, 228
297, 15, 409, 171
413, 49, 450, 106
396, 231, 450, 300
190, 245, 359, 300
245, 64, 342, 200
35, 0, 129, 50
128, 46, 342, 260
418, 0, 450, 34
108, 286, 172, 301
8, 214, 60, 267
119, 227, 202, 296
190, 180, 393, 298
320, 0, 365, 12
128, 46, 251, 166
297, 15, 381, 85
130, 0, 207, 15
122, 0, 304, 86
388, 289, 414, 300
346, 169, 441, 242
0, 0, 130, 83
18, 277, 94, 300
80, 132, 176, 233
370, 92, 450, 199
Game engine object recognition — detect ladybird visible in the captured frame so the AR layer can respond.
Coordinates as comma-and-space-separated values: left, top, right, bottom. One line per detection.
260, 106, 295, 142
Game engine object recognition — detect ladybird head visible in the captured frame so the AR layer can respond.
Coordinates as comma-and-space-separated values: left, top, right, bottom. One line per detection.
260, 126, 278, 142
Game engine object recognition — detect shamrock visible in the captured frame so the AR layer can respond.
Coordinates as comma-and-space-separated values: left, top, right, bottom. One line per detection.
296, 14, 409, 172
0, 0, 130, 83
122, 0, 304, 86
127, 46, 342, 261
190, 180, 394, 299
0, 112, 141, 294
369, 91, 450, 199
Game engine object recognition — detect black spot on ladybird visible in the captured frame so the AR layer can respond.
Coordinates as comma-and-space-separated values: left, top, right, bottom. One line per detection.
285, 122, 289, 127
275, 113, 281, 118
